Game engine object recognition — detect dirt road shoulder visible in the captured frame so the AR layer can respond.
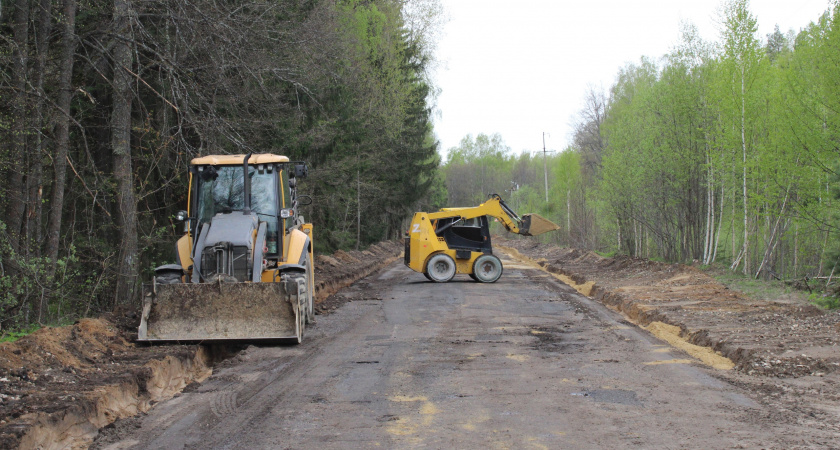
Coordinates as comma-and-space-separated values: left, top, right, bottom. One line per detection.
0, 241, 401, 450
498, 238, 840, 434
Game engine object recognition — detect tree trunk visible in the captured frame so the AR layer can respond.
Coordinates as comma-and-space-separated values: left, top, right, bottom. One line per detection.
112, 0, 138, 306
754, 185, 790, 278
46, 0, 78, 272
6, 0, 31, 255
566, 189, 572, 246
29, 0, 53, 321
740, 68, 749, 276
793, 222, 798, 278
712, 183, 724, 263
703, 160, 712, 264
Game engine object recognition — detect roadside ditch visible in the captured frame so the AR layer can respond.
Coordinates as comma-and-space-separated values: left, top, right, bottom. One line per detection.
0, 241, 401, 450
497, 238, 840, 377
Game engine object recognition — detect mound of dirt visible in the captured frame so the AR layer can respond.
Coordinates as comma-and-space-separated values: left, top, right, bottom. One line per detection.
0, 240, 402, 449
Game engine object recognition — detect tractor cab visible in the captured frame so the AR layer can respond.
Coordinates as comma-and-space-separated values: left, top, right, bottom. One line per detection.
186, 155, 309, 268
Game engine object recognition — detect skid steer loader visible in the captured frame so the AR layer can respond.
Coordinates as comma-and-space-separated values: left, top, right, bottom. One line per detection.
404, 194, 559, 283
138, 153, 315, 343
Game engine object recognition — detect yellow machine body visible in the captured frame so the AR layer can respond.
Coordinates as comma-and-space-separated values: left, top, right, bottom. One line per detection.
405, 195, 559, 283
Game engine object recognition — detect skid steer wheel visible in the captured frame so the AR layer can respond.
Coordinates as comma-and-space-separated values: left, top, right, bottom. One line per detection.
472, 254, 503, 283
423, 272, 433, 281
426, 254, 456, 282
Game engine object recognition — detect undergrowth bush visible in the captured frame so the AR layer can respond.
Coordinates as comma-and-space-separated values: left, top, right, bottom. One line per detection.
0, 221, 95, 337
810, 293, 840, 310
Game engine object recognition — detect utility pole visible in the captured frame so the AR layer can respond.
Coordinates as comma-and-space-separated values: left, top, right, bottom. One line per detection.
541, 132, 555, 202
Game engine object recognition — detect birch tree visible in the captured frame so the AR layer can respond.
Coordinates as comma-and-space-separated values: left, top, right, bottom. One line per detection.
719, 0, 763, 274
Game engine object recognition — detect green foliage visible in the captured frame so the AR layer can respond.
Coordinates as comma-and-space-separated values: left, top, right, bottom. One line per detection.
443, 133, 515, 211
703, 263, 804, 302
0, 221, 90, 332
302, 0, 440, 252
0, 0, 443, 331
445, 1, 840, 287
809, 292, 840, 310
441, 135, 592, 247
0, 324, 42, 343
571, 0, 840, 282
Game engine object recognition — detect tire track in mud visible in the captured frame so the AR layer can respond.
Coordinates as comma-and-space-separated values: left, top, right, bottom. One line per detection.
95, 263, 407, 448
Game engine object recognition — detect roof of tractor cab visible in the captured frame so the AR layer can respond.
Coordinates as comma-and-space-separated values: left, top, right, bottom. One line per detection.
191, 154, 290, 166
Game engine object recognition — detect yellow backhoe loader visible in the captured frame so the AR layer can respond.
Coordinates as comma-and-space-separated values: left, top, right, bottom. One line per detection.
404, 194, 559, 283
138, 153, 315, 343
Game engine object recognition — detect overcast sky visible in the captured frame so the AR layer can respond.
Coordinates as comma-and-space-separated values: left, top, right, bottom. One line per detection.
431, 0, 832, 159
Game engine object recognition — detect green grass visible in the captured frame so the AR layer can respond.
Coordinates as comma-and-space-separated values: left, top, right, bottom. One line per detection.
0, 324, 42, 343
702, 264, 806, 303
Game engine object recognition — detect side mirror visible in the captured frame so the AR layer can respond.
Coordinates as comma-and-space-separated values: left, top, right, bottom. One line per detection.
297, 195, 312, 206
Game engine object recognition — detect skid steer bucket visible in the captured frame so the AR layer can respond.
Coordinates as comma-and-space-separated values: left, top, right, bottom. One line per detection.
519, 213, 561, 236
137, 281, 302, 343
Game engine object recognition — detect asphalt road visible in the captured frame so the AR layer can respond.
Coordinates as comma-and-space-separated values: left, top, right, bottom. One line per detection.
95, 255, 812, 449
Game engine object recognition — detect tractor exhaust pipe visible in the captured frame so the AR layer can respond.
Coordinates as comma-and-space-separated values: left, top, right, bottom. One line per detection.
243, 153, 252, 214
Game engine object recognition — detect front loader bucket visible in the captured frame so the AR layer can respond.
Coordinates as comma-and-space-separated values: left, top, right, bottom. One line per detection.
137, 282, 300, 343
519, 213, 561, 236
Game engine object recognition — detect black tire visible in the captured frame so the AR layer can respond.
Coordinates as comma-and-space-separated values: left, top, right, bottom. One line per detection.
304, 254, 315, 324
468, 273, 478, 282
296, 278, 306, 344
423, 272, 433, 281
426, 253, 456, 282
472, 254, 503, 283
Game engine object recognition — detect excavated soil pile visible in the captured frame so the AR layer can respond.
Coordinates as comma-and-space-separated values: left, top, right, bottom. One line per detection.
0, 240, 402, 449
499, 238, 840, 377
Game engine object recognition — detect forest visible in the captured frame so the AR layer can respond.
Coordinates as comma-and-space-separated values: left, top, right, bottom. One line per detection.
4, 0, 840, 336
444, 1, 840, 299
0, 0, 443, 332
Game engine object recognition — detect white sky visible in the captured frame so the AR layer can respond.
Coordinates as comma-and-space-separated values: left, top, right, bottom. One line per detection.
432, 0, 832, 159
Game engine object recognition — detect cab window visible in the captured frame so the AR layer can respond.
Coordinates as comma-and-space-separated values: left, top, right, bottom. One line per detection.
195, 165, 280, 256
